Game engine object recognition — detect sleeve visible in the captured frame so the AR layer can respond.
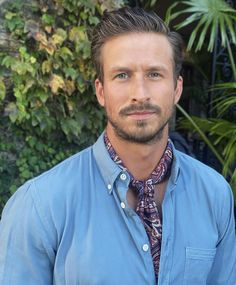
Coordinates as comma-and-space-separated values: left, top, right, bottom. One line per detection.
207, 183, 236, 285
0, 181, 56, 285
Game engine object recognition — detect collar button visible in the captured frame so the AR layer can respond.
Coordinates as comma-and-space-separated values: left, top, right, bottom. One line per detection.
120, 173, 127, 181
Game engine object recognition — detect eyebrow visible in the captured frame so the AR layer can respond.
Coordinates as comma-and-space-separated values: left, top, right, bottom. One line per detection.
109, 65, 168, 73
109, 67, 131, 73
145, 65, 169, 72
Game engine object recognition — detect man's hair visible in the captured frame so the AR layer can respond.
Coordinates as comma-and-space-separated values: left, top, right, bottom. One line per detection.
90, 7, 184, 83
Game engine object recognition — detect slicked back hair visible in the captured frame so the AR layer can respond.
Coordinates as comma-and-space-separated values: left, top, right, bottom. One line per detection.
90, 7, 184, 83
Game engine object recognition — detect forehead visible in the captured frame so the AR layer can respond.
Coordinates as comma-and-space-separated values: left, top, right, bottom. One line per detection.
100, 32, 174, 71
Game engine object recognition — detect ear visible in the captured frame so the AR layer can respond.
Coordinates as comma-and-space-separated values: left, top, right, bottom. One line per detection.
95, 78, 105, 107
174, 76, 183, 105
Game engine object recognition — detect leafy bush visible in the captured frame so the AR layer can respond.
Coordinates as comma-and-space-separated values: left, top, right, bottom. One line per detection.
0, 0, 125, 213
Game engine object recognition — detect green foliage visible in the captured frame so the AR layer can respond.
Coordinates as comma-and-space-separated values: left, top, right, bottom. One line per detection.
0, 118, 78, 210
0, 0, 125, 213
166, 0, 236, 52
0, 77, 6, 100
1, 0, 104, 140
16, 136, 75, 183
168, 0, 236, 201
178, 115, 236, 180
211, 82, 236, 117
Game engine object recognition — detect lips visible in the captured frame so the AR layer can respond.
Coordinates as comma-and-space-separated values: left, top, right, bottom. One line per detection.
126, 111, 156, 120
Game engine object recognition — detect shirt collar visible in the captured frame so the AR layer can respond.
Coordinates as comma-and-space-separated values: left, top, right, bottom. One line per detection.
169, 140, 180, 186
92, 132, 180, 193
93, 131, 124, 194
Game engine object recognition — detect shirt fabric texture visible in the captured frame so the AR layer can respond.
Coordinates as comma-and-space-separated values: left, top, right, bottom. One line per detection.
0, 132, 236, 285
104, 133, 173, 278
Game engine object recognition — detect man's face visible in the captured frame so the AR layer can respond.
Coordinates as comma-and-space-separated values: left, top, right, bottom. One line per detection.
95, 32, 183, 144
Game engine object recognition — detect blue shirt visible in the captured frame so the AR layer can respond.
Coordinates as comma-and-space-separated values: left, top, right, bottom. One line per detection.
0, 133, 235, 285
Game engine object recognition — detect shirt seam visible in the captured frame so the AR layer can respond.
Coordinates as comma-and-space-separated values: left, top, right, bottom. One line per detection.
29, 180, 56, 261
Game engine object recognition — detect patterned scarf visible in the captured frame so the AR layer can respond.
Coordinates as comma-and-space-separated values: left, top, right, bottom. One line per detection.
104, 132, 173, 279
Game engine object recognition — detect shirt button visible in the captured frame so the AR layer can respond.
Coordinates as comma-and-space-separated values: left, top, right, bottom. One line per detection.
142, 244, 149, 252
120, 202, 126, 209
107, 184, 112, 190
120, 173, 127, 181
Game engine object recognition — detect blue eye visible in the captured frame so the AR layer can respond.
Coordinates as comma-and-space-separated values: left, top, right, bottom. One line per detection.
148, 72, 160, 78
116, 73, 128, 79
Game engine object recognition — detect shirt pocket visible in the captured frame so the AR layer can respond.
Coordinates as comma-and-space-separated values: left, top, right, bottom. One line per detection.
183, 247, 216, 285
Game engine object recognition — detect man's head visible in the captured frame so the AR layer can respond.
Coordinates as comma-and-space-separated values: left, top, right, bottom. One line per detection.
91, 7, 184, 145
90, 7, 183, 83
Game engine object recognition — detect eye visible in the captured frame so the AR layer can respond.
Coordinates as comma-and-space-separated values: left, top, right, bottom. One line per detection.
115, 73, 129, 79
148, 72, 160, 79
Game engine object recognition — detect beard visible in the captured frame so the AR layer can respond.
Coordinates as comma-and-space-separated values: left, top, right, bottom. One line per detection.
106, 102, 174, 145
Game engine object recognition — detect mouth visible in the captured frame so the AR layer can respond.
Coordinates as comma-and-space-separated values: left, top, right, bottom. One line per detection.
120, 103, 161, 120
126, 111, 156, 120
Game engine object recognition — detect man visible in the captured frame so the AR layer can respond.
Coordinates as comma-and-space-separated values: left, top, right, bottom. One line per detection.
0, 7, 235, 285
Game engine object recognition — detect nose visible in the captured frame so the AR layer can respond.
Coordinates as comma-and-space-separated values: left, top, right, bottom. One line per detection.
131, 76, 150, 103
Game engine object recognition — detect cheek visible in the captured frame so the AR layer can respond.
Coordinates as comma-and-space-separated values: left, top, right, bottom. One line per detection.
155, 87, 176, 105
102, 92, 116, 115
159, 92, 176, 112
104, 87, 124, 108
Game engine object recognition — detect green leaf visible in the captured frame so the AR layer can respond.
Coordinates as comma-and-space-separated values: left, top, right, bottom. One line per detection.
42, 14, 55, 26
61, 118, 82, 138
51, 28, 67, 46
10, 185, 17, 195
11, 61, 35, 75
57, 47, 73, 60
64, 67, 77, 80
88, 15, 99, 25
42, 60, 52, 74
5, 12, 16, 20
35, 89, 49, 104
69, 26, 86, 42
21, 169, 32, 179
1, 56, 16, 68
4, 102, 18, 123
0, 77, 6, 101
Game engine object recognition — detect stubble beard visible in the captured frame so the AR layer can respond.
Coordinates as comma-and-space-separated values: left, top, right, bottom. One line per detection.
106, 103, 174, 145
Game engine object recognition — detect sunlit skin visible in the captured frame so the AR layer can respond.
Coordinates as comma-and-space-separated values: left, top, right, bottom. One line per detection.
95, 32, 183, 182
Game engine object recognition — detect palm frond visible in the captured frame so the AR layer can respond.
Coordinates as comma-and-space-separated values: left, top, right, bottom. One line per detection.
166, 0, 236, 52
210, 83, 236, 116
177, 106, 236, 197
178, 115, 236, 173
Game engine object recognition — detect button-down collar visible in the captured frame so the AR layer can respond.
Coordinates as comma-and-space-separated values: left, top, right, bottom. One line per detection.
93, 132, 180, 194
93, 132, 126, 194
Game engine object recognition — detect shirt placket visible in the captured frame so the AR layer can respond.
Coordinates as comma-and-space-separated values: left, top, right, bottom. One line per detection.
157, 184, 175, 285
112, 170, 156, 285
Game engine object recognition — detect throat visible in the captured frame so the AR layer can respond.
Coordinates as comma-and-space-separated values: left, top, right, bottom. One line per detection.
121, 150, 166, 181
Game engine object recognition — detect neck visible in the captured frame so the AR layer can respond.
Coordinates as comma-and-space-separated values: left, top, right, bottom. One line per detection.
106, 125, 169, 180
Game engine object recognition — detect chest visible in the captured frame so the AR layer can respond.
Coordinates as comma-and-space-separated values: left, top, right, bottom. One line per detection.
52, 179, 219, 285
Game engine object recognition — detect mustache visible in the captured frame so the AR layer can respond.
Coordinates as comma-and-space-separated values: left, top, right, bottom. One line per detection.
119, 103, 161, 116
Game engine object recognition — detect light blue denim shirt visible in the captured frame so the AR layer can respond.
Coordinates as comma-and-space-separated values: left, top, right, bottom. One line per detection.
0, 133, 235, 285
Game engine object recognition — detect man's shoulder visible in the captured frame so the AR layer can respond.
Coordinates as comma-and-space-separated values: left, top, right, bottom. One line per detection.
11, 145, 94, 204
3, 145, 94, 216
35, 145, 93, 182
175, 150, 233, 210
175, 150, 230, 188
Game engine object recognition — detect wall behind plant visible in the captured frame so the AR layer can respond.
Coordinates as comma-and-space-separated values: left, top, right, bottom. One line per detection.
0, 0, 126, 213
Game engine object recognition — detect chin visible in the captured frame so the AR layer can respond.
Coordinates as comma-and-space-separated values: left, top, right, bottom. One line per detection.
115, 127, 165, 144
108, 116, 169, 144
